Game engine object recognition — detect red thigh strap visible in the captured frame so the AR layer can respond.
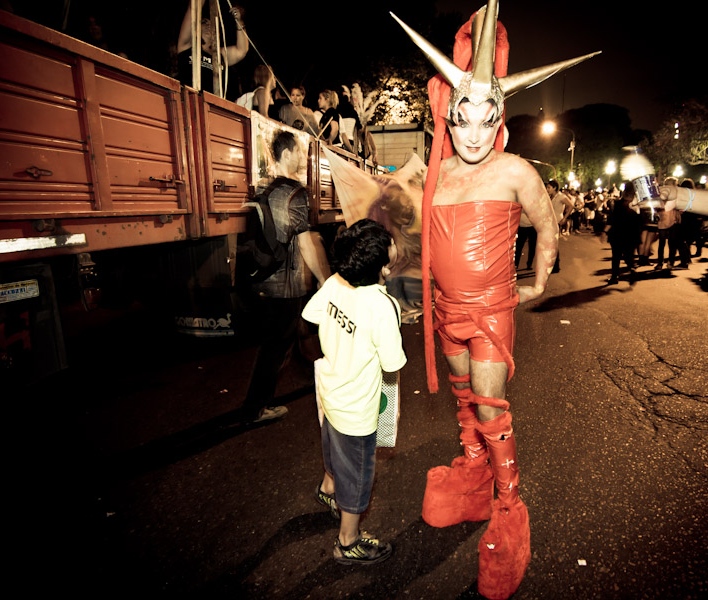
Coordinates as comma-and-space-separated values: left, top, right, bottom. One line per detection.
471, 393, 510, 412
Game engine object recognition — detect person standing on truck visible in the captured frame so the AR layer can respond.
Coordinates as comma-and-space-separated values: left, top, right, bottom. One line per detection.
177, 0, 248, 96
235, 64, 275, 117
242, 130, 331, 424
279, 85, 319, 136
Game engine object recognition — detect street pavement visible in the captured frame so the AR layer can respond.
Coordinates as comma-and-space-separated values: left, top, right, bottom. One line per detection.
12, 231, 707, 599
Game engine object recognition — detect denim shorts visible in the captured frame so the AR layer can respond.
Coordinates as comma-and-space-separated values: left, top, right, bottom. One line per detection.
321, 417, 377, 514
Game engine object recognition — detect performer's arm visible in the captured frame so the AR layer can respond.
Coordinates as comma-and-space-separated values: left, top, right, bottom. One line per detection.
516, 173, 558, 304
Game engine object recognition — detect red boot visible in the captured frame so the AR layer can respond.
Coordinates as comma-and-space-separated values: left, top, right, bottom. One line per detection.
476, 408, 531, 600
422, 376, 494, 527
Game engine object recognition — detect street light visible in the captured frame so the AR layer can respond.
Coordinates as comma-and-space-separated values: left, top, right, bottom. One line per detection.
541, 120, 576, 174
605, 159, 616, 188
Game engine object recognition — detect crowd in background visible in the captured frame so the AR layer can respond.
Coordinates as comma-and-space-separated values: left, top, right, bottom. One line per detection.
516, 178, 706, 286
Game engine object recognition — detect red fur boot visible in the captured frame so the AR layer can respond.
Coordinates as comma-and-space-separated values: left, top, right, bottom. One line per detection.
476, 409, 531, 600
422, 376, 494, 527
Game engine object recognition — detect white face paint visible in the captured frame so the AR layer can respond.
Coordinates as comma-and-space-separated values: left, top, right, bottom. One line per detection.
448, 100, 502, 165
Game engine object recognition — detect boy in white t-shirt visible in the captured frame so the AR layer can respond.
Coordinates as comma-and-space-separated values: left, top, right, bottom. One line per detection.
302, 219, 407, 565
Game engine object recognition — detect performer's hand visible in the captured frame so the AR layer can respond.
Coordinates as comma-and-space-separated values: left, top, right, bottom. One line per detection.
230, 6, 244, 27
516, 284, 544, 305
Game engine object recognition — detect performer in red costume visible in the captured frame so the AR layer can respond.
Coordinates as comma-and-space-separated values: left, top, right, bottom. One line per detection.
391, 4, 599, 599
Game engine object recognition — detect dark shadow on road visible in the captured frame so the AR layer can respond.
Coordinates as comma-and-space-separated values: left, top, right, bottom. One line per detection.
104, 383, 315, 480
689, 261, 708, 292
198, 514, 486, 598
531, 284, 615, 312
531, 266, 683, 312
695, 272, 708, 292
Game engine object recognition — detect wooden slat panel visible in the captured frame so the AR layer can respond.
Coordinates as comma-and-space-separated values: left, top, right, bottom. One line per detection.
201, 99, 250, 214
101, 115, 172, 156
95, 70, 185, 212
0, 92, 83, 141
0, 43, 77, 98
0, 142, 89, 187
95, 72, 171, 122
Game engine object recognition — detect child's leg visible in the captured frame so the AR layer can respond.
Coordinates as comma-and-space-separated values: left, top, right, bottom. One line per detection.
316, 420, 340, 519
316, 469, 340, 520
320, 472, 335, 496
324, 418, 376, 526
326, 420, 392, 564
338, 511, 361, 546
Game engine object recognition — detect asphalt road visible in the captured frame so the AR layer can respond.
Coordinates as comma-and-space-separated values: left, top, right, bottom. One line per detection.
13, 231, 707, 599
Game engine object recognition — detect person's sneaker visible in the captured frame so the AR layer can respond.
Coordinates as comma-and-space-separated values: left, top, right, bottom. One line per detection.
253, 406, 288, 423
315, 486, 341, 520
333, 532, 392, 565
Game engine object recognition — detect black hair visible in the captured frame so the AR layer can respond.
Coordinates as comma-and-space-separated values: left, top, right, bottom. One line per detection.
333, 219, 392, 287
621, 180, 635, 199
271, 130, 297, 162
546, 179, 560, 191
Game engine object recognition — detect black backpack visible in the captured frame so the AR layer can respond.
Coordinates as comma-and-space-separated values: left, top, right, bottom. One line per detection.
236, 179, 297, 283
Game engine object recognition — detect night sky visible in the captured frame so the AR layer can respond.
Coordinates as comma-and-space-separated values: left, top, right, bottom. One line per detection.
434, 1, 707, 132
8, 0, 706, 133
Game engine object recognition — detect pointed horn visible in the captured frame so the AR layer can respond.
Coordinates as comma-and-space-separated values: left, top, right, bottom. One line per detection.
390, 12, 465, 89
499, 51, 602, 98
471, 0, 498, 85
470, 5, 486, 57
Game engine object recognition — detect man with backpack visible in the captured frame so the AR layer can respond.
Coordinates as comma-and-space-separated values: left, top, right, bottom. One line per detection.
242, 130, 331, 424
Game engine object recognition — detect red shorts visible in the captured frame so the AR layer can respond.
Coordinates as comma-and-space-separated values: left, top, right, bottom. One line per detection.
435, 303, 516, 363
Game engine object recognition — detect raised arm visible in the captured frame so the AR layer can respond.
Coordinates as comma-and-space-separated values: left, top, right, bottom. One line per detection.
177, 0, 206, 53
224, 5, 249, 66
